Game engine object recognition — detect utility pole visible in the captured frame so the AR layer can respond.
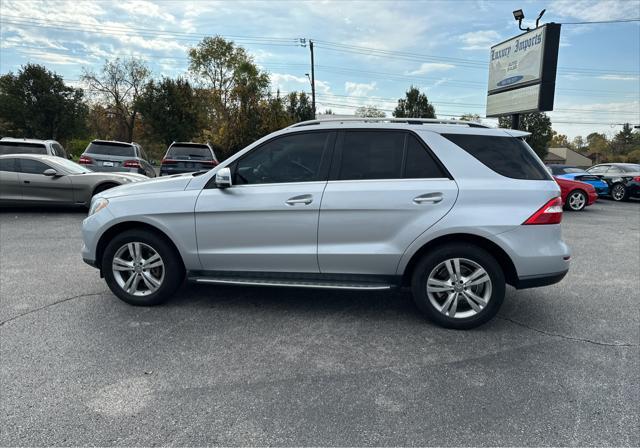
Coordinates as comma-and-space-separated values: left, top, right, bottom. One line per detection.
309, 40, 316, 119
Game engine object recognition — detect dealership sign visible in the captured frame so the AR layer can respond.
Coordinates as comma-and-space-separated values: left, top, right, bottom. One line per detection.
486, 23, 561, 117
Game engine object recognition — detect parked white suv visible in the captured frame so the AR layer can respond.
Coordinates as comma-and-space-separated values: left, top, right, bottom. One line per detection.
82, 119, 570, 329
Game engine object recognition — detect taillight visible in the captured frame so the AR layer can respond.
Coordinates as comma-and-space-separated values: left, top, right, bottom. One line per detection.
633, 176, 640, 182
161, 158, 177, 165
123, 160, 141, 168
523, 197, 563, 225
202, 160, 218, 166
78, 155, 93, 165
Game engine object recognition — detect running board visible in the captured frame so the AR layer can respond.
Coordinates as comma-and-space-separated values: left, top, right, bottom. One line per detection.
189, 276, 394, 290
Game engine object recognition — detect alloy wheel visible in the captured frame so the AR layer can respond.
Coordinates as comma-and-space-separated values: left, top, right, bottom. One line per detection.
568, 191, 586, 211
426, 257, 492, 319
112, 242, 165, 296
612, 184, 625, 201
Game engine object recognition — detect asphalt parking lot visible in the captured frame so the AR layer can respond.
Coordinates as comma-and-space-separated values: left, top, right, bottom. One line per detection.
1, 200, 638, 446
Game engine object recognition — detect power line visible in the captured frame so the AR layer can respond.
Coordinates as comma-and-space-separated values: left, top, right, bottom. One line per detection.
559, 18, 640, 25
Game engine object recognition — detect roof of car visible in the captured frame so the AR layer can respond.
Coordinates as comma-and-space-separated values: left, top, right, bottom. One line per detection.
284, 118, 530, 137
0, 137, 57, 145
0, 153, 60, 162
170, 142, 209, 147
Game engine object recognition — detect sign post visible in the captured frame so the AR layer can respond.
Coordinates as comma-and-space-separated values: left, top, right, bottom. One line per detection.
486, 23, 561, 123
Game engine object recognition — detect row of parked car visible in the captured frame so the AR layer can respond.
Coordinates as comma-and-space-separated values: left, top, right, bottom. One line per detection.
546, 163, 640, 211
0, 136, 638, 209
0, 137, 219, 207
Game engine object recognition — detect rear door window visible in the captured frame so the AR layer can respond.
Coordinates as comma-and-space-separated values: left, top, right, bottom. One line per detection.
0, 142, 47, 155
0, 158, 17, 172
442, 134, 550, 180
338, 131, 405, 180
85, 142, 135, 157
404, 134, 447, 179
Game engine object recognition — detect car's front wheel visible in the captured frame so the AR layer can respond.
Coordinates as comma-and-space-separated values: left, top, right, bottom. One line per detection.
102, 229, 184, 306
611, 183, 627, 201
566, 190, 587, 211
411, 244, 505, 329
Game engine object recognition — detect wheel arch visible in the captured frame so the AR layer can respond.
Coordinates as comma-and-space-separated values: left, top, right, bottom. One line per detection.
401, 233, 519, 287
91, 181, 119, 198
95, 221, 185, 272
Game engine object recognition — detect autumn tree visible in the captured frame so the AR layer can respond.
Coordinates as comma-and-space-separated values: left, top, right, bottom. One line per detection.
393, 86, 436, 118
459, 113, 481, 122
81, 58, 150, 142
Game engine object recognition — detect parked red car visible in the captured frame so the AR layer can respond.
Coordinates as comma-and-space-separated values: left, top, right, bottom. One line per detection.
554, 176, 598, 211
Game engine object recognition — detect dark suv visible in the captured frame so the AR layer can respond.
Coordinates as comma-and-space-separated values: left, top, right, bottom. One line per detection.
160, 142, 218, 176
79, 140, 156, 178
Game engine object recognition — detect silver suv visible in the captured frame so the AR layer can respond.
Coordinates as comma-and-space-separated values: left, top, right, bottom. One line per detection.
82, 119, 570, 329
0, 137, 68, 158
79, 140, 156, 177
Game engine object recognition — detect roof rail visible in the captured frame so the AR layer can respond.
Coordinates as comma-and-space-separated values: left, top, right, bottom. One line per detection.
287, 117, 491, 129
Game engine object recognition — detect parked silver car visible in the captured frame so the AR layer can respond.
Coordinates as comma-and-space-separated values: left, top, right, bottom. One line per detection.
79, 140, 156, 177
82, 118, 570, 329
0, 154, 146, 207
1, 137, 68, 158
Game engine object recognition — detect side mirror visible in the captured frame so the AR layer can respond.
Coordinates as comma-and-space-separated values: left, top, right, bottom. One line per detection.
215, 167, 232, 189
43, 168, 58, 177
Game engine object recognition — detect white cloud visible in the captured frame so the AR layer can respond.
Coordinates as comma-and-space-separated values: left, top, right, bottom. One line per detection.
459, 30, 501, 50
406, 63, 455, 76
115, 0, 176, 23
345, 81, 376, 97
597, 74, 640, 81
547, 0, 640, 22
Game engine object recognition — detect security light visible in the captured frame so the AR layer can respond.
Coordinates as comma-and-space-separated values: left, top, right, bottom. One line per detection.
513, 9, 524, 21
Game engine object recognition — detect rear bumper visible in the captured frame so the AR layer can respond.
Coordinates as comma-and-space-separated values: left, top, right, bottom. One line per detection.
587, 190, 598, 205
514, 269, 569, 289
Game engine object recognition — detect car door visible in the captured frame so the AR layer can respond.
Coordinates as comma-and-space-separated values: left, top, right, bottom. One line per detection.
195, 131, 335, 273
138, 146, 156, 177
318, 130, 458, 275
0, 157, 22, 202
17, 158, 74, 204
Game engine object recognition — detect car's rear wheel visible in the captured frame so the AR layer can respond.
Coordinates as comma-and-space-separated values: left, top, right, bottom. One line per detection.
611, 183, 627, 201
566, 190, 587, 211
411, 244, 505, 329
102, 229, 184, 306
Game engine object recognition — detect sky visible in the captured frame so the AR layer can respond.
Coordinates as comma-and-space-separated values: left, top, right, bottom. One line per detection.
0, 0, 639, 139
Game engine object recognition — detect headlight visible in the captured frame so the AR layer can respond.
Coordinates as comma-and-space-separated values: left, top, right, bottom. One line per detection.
88, 198, 109, 216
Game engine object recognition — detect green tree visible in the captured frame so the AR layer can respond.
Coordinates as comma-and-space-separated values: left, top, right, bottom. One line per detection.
393, 86, 436, 118
355, 105, 386, 118
286, 92, 314, 122
0, 64, 87, 141
550, 131, 571, 148
586, 132, 610, 163
81, 57, 151, 142
498, 112, 553, 159
610, 123, 638, 156
137, 77, 204, 146
572, 135, 586, 154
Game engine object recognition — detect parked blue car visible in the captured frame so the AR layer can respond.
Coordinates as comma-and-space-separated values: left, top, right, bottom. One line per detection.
547, 164, 609, 196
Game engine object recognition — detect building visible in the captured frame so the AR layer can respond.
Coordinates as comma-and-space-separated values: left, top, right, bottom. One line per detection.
544, 147, 592, 168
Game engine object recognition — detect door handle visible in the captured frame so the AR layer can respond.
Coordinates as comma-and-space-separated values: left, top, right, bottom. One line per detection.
286, 194, 313, 206
413, 192, 443, 204
23, 180, 30, 184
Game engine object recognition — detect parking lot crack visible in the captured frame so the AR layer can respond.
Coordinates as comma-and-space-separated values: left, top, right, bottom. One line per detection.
498, 316, 639, 348
0, 292, 103, 327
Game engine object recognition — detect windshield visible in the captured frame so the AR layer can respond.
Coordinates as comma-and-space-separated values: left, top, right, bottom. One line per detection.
0, 142, 47, 155
562, 167, 586, 174
167, 145, 213, 159
52, 158, 92, 174
621, 164, 640, 172
86, 142, 135, 157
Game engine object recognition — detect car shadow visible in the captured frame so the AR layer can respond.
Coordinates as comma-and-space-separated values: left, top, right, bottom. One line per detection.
0, 205, 87, 214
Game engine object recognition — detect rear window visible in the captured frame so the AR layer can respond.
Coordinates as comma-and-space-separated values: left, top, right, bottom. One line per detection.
0, 142, 47, 155
167, 145, 213, 159
85, 142, 135, 157
443, 134, 550, 180
621, 164, 640, 172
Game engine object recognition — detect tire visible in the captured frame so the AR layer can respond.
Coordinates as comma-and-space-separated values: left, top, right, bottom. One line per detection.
102, 229, 185, 306
92, 183, 118, 198
565, 190, 587, 211
611, 183, 627, 202
411, 243, 505, 330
